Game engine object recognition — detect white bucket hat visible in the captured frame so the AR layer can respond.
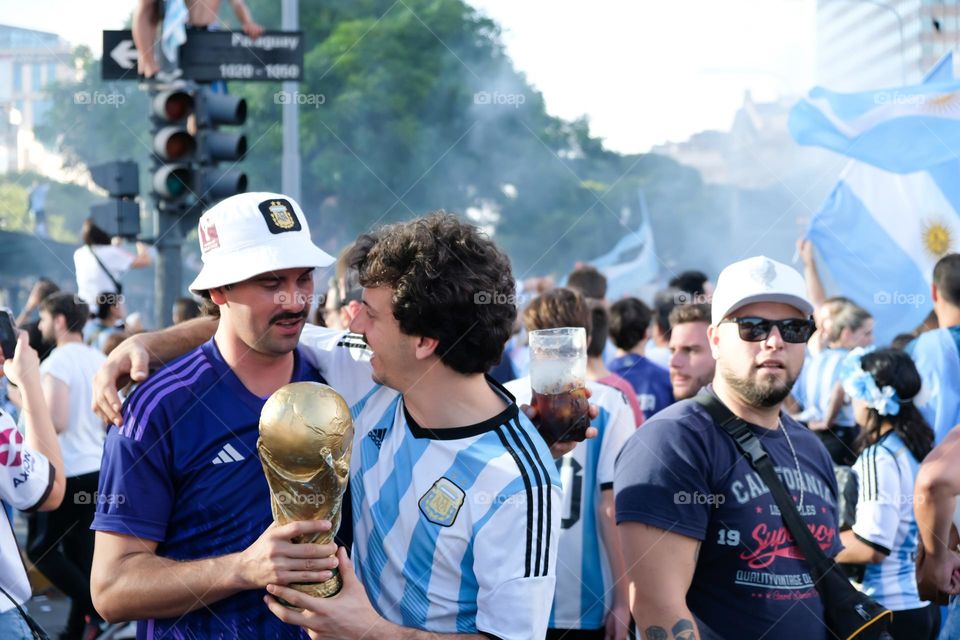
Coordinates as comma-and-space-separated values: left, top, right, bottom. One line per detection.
188, 192, 334, 294
711, 256, 813, 325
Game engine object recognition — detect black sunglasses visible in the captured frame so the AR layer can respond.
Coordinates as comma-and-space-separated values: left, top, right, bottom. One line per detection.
720, 316, 815, 344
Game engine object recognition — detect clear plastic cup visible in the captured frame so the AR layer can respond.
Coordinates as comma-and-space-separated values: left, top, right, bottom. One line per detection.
528, 327, 590, 445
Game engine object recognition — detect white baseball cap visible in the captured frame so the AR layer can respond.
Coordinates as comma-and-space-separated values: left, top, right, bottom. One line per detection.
188, 192, 334, 294
710, 256, 813, 325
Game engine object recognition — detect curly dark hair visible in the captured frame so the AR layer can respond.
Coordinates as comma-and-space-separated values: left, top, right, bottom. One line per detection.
853, 347, 934, 462
349, 212, 516, 375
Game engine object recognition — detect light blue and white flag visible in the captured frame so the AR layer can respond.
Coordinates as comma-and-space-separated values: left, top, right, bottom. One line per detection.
589, 192, 659, 300
161, 0, 189, 64
924, 51, 955, 84
789, 63, 960, 173
800, 52, 960, 346
805, 160, 959, 343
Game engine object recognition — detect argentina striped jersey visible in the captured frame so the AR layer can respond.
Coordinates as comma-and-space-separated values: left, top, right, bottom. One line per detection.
298, 325, 563, 639
505, 377, 634, 630
792, 348, 855, 426
851, 432, 927, 611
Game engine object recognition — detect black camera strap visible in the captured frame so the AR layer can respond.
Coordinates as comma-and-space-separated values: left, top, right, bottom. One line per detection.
694, 391, 833, 578
87, 245, 123, 295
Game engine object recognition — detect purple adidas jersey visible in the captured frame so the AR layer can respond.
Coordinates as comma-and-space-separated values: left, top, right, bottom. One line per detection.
92, 339, 326, 639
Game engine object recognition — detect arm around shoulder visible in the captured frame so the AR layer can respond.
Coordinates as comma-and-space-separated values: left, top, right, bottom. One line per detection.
93, 316, 218, 426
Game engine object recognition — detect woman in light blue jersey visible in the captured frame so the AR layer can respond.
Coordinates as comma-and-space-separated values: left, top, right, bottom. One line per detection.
835, 347, 938, 639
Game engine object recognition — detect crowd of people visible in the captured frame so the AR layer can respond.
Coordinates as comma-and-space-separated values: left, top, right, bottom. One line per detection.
1, 191, 959, 640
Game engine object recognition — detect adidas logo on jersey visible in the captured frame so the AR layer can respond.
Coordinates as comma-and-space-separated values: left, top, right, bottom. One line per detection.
367, 428, 386, 449
212, 443, 246, 465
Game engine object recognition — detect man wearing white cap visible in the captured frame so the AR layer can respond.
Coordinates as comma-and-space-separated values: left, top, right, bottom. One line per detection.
614, 256, 841, 640
89, 193, 341, 639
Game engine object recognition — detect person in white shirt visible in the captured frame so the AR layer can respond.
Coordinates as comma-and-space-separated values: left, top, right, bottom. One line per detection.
0, 332, 65, 639
73, 219, 151, 315
27, 292, 108, 638
505, 288, 633, 640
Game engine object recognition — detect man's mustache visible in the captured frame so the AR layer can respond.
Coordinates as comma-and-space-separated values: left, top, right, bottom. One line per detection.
270, 311, 308, 325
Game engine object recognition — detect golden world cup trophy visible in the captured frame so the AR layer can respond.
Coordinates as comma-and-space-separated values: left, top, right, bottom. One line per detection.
258, 382, 354, 600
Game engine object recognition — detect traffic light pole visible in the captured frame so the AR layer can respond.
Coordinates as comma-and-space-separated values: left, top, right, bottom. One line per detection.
154, 204, 185, 328
107, 26, 300, 329
281, 0, 301, 202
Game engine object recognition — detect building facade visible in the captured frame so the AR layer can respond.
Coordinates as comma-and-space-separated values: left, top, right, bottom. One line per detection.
817, 0, 959, 91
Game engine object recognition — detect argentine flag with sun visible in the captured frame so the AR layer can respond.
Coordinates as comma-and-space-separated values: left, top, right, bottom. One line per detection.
789, 53, 960, 344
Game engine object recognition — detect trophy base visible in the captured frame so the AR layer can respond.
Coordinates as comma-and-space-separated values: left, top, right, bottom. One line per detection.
276, 570, 342, 607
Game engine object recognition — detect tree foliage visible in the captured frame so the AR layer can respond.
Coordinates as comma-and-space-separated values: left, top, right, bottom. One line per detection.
37, 0, 731, 277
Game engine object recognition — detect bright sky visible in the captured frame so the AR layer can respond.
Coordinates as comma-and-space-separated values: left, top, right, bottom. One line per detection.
0, 0, 817, 153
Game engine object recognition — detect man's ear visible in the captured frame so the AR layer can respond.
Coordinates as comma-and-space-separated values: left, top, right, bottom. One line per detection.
54, 314, 67, 335
209, 287, 228, 305
344, 299, 363, 322
414, 336, 440, 361
931, 283, 940, 305
707, 323, 721, 359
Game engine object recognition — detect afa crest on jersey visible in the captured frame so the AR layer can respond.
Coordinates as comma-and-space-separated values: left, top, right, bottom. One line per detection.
419, 477, 465, 527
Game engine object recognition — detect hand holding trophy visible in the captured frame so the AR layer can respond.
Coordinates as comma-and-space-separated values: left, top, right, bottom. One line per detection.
258, 382, 354, 601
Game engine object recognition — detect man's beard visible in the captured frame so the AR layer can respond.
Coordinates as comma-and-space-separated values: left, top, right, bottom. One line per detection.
721, 366, 797, 408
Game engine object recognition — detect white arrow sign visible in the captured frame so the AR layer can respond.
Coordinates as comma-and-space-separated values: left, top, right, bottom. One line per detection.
110, 39, 138, 70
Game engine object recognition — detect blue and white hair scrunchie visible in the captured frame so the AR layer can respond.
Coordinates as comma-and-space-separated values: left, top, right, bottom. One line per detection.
839, 347, 900, 416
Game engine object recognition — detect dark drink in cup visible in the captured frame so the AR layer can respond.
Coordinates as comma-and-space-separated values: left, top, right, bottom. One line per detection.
529, 327, 589, 446
531, 385, 590, 445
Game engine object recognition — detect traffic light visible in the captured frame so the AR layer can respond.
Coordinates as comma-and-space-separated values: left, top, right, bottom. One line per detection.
150, 88, 196, 203
90, 160, 140, 238
194, 88, 248, 201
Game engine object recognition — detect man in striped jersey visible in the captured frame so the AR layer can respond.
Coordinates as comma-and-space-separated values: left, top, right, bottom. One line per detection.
89, 193, 341, 639
264, 214, 563, 639
92, 214, 567, 639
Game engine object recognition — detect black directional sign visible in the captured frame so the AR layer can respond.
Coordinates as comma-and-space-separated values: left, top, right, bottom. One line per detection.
102, 30, 304, 82
102, 30, 139, 81
180, 31, 303, 82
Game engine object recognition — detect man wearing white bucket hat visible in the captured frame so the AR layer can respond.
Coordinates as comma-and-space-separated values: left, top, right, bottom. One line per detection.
89, 193, 340, 638
614, 256, 842, 640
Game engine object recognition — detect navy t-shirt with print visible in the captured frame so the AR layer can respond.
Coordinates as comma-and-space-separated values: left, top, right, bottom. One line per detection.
614, 393, 842, 640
